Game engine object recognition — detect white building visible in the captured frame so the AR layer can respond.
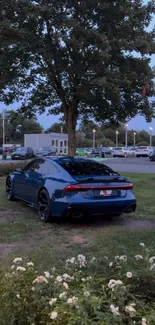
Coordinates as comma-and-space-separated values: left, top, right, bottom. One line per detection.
24, 133, 68, 154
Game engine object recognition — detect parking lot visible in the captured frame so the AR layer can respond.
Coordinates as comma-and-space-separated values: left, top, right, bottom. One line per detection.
105, 157, 155, 174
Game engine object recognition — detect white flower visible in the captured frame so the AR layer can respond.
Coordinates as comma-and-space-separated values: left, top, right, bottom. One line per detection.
119, 255, 127, 262
125, 304, 136, 316
150, 263, 155, 271
27, 262, 34, 267
108, 279, 123, 289
149, 257, 155, 264
51, 267, 56, 272
50, 311, 58, 320
13, 257, 22, 263
115, 255, 120, 260
110, 304, 120, 316
77, 254, 86, 268
16, 266, 26, 272
142, 317, 148, 325
109, 262, 113, 268
63, 282, 69, 290
44, 271, 50, 278
63, 273, 73, 281
31, 287, 35, 291
66, 257, 75, 264
16, 294, 20, 299
59, 292, 67, 299
91, 257, 97, 263
135, 255, 143, 260
81, 278, 86, 282
84, 291, 90, 297
103, 256, 108, 260
33, 275, 48, 284
126, 272, 132, 278
49, 298, 57, 306
67, 296, 78, 304
55, 275, 63, 283
11, 265, 15, 269
140, 243, 145, 248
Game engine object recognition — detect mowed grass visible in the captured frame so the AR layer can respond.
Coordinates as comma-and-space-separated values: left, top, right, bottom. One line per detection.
0, 172, 155, 273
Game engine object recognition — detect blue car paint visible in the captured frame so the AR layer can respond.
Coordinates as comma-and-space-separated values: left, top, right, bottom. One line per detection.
8, 157, 136, 218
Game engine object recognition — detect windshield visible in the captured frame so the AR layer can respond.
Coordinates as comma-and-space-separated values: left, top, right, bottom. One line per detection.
38, 147, 49, 152
16, 147, 26, 152
59, 160, 118, 176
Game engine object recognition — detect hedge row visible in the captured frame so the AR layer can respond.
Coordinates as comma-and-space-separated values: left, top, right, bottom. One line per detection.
0, 161, 28, 177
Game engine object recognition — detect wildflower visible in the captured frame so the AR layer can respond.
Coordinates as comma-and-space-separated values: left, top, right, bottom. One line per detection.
119, 255, 127, 262
13, 257, 22, 263
126, 272, 132, 278
44, 271, 50, 278
16, 266, 26, 272
63, 273, 73, 281
50, 311, 58, 320
66, 257, 75, 264
77, 254, 86, 268
81, 278, 86, 282
49, 298, 57, 306
125, 303, 136, 317
27, 262, 34, 267
142, 318, 148, 325
59, 292, 67, 299
110, 304, 120, 316
16, 294, 20, 299
149, 257, 155, 264
109, 262, 113, 268
108, 279, 123, 289
91, 257, 97, 263
140, 243, 145, 248
135, 255, 143, 260
51, 267, 56, 272
115, 255, 120, 260
33, 275, 48, 284
67, 296, 78, 304
32, 287, 35, 291
63, 282, 69, 290
84, 291, 90, 297
55, 276, 63, 283
11, 265, 15, 269
150, 263, 155, 271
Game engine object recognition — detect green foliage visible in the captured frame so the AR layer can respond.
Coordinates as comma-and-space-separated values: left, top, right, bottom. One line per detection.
0, 161, 28, 177
1, 245, 155, 324
0, 0, 155, 155
45, 122, 67, 134
0, 110, 43, 145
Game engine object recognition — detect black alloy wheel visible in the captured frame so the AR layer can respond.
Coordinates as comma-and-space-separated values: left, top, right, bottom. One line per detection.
37, 189, 51, 223
6, 177, 14, 201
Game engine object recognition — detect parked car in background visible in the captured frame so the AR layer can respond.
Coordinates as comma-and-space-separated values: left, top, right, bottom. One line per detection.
133, 146, 151, 157
6, 157, 136, 222
0, 147, 3, 154
11, 147, 35, 160
91, 147, 112, 157
35, 146, 57, 157
112, 147, 128, 158
149, 150, 155, 161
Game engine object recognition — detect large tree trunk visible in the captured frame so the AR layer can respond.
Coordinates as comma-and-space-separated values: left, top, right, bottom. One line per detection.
64, 103, 78, 156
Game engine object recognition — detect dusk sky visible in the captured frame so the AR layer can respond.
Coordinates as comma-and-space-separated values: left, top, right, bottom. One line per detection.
0, 0, 155, 133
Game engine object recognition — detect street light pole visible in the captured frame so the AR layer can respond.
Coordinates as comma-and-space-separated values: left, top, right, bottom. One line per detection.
125, 123, 128, 147
133, 132, 136, 147
116, 131, 119, 147
149, 127, 153, 147
93, 129, 96, 148
2, 110, 5, 149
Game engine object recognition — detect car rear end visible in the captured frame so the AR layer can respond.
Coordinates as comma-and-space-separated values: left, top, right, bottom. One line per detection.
134, 147, 149, 157
112, 148, 125, 157
54, 158, 136, 219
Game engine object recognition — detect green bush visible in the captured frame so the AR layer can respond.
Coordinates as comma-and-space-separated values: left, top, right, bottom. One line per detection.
0, 243, 155, 324
0, 161, 29, 177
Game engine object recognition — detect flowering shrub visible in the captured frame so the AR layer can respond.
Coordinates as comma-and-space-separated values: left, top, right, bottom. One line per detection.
0, 244, 155, 324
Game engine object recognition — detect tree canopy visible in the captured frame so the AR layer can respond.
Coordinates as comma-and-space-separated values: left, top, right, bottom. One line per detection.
0, 0, 155, 155
0, 110, 43, 145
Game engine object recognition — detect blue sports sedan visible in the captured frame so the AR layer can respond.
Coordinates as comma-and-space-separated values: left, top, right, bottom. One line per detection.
6, 157, 136, 222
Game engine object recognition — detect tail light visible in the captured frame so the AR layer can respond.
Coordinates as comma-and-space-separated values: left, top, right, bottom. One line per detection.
63, 184, 133, 192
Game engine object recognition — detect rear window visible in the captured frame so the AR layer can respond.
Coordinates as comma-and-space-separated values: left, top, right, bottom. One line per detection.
59, 161, 117, 176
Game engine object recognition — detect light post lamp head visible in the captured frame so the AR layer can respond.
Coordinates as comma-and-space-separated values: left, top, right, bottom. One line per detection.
93, 129, 96, 133
116, 130, 119, 135
149, 127, 153, 132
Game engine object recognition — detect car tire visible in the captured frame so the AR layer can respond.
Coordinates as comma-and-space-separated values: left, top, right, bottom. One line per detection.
113, 155, 116, 158
6, 177, 15, 201
37, 189, 52, 223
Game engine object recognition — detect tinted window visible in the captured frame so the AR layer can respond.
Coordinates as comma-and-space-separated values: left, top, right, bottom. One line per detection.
16, 147, 27, 152
59, 161, 117, 176
23, 160, 40, 171
34, 160, 59, 175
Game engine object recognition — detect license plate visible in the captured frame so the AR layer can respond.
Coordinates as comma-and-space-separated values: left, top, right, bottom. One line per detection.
94, 189, 118, 197
14, 156, 19, 158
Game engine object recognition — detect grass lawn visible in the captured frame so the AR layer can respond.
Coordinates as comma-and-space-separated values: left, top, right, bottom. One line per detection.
0, 172, 155, 273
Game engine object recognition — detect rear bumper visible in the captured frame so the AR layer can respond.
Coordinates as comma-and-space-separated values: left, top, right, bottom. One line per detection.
62, 201, 137, 218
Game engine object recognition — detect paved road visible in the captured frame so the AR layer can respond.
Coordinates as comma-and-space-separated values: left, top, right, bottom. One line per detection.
105, 158, 155, 174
